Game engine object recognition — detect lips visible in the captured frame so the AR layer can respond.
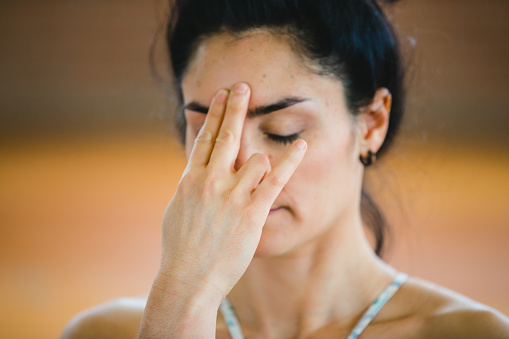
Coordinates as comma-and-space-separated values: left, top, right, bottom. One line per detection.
269, 206, 284, 215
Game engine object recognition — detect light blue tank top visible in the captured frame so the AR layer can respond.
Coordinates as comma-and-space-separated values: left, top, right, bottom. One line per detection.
219, 272, 408, 339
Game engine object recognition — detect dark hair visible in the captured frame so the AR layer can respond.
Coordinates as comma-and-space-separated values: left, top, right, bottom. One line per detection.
164, 0, 405, 257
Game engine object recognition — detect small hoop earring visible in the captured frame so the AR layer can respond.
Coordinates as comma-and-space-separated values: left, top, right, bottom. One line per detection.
360, 150, 377, 166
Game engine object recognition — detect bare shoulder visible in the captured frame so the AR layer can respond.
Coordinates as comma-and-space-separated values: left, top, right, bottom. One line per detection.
394, 276, 509, 338
60, 296, 147, 339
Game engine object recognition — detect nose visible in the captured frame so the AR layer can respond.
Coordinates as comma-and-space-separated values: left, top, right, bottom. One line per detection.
233, 129, 261, 172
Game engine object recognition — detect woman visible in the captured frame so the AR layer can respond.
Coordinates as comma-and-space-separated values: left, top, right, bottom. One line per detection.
62, 0, 509, 338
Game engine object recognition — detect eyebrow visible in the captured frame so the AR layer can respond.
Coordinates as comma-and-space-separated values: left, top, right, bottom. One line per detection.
183, 96, 309, 118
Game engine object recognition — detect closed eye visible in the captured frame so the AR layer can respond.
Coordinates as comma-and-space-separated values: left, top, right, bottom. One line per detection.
265, 133, 300, 145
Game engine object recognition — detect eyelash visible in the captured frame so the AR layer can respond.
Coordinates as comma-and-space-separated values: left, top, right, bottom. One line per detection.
265, 133, 300, 145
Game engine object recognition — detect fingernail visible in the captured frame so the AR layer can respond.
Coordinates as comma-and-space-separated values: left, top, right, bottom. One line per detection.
215, 89, 228, 103
296, 139, 307, 150
234, 83, 248, 94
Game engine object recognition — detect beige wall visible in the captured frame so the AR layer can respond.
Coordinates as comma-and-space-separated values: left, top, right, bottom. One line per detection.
1, 1, 508, 338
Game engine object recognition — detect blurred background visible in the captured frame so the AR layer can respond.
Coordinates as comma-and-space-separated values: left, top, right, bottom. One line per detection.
1, 0, 508, 338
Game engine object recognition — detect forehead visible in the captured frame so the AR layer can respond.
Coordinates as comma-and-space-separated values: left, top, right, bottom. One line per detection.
181, 31, 341, 106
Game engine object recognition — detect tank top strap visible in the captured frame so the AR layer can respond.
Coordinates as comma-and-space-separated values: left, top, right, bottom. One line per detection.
346, 272, 408, 339
219, 297, 245, 339
219, 272, 408, 339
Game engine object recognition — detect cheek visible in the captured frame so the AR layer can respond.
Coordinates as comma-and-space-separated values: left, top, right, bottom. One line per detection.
299, 145, 350, 195
302, 128, 355, 179
284, 128, 359, 213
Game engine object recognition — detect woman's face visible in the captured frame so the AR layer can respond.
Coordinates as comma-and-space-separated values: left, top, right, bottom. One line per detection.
181, 31, 366, 257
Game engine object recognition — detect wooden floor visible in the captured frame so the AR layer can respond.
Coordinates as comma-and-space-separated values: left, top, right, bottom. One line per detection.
1, 135, 508, 338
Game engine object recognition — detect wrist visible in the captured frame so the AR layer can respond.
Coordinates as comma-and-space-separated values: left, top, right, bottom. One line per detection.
138, 272, 223, 338
154, 267, 225, 304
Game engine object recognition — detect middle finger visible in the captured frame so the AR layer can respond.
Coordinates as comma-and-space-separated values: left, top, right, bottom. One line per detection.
208, 82, 251, 170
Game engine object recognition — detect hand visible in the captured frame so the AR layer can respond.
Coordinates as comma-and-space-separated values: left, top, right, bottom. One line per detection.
145, 83, 306, 332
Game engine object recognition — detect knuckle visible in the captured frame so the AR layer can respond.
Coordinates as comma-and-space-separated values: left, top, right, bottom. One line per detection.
257, 154, 271, 169
227, 186, 244, 202
195, 130, 213, 143
269, 173, 284, 187
215, 129, 235, 144
202, 173, 222, 196
243, 205, 260, 220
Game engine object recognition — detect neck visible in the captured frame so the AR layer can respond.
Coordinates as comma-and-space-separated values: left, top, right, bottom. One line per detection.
226, 213, 396, 338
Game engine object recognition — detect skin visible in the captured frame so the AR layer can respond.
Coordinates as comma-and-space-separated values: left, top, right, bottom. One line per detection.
61, 31, 509, 339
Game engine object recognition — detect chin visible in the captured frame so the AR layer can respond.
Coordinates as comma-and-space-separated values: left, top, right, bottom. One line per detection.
253, 239, 289, 258
253, 224, 302, 258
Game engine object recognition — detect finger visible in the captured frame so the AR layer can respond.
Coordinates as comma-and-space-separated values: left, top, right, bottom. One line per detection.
188, 89, 229, 167
252, 139, 307, 209
234, 153, 271, 193
208, 82, 250, 170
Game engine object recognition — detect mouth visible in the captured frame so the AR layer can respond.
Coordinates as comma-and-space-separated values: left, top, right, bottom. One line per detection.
269, 206, 285, 215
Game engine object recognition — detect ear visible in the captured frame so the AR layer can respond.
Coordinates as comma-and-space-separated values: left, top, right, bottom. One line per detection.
359, 88, 392, 155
